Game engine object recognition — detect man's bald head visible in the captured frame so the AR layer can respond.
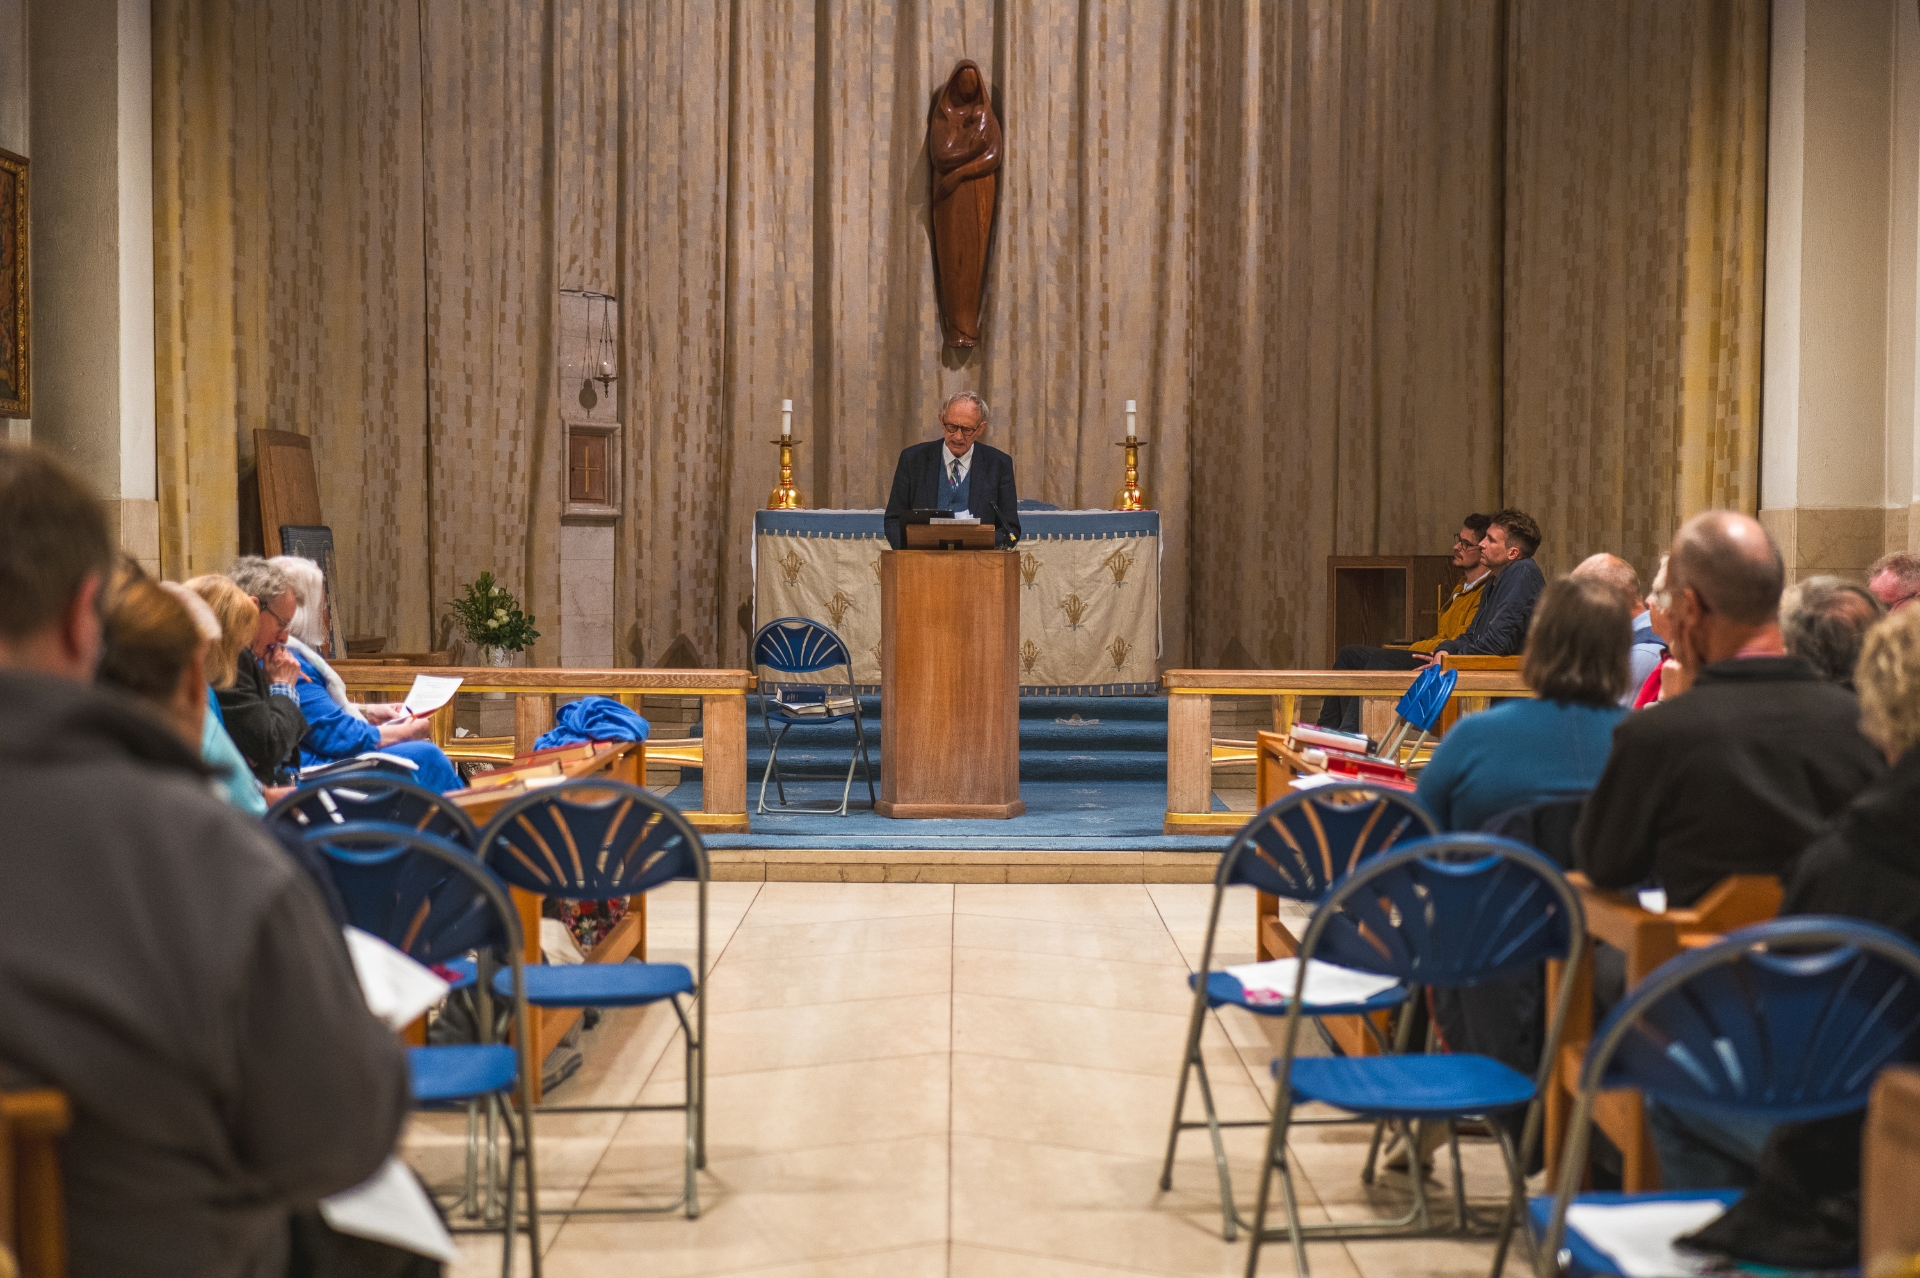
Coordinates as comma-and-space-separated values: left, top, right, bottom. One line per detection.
1669, 511, 1784, 626
1571, 553, 1643, 615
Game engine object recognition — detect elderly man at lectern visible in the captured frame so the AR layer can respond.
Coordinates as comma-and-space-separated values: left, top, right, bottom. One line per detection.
883, 391, 1022, 549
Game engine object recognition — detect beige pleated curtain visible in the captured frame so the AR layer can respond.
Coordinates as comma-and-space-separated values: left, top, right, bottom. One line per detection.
153, 0, 1766, 670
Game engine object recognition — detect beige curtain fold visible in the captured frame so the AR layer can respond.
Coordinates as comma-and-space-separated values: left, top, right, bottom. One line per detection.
154, 0, 1767, 673
1503, 0, 1767, 580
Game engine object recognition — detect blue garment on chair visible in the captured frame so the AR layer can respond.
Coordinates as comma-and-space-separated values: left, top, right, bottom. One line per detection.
533, 695, 651, 751
289, 651, 461, 793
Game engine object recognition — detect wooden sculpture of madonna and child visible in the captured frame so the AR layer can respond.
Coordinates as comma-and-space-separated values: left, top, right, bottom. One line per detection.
928, 59, 1001, 349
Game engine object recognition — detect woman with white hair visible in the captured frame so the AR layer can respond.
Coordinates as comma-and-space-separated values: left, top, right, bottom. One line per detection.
266, 554, 461, 793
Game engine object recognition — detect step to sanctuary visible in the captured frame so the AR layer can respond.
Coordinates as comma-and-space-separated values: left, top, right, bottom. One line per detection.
709, 846, 1220, 884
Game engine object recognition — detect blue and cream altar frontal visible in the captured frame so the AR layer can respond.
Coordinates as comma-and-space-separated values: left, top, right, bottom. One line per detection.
752, 509, 1162, 694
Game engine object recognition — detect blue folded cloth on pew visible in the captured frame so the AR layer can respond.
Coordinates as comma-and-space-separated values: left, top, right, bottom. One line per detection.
533, 695, 651, 751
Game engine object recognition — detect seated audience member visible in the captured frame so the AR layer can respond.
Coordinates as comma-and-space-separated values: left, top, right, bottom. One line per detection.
1317, 514, 1492, 734
184, 574, 274, 814
95, 575, 214, 748
1415, 576, 1629, 833
267, 554, 459, 793
1785, 605, 1920, 941
217, 556, 308, 785
0, 444, 406, 1278
1572, 552, 1663, 704
1630, 555, 1674, 708
1429, 508, 1547, 659
1781, 575, 1883, 690
1574, 511, 1884, 909
1868, 551, 1920, 614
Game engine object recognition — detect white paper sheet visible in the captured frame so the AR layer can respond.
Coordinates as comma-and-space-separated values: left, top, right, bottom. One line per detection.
1222, 958, 1401, 1008
403, 674, 464, 717
320, 1156, 459, 1263
1289, 772, 1347, 792
1563, 1200, 1727, 1278
342, 927, 452, 1031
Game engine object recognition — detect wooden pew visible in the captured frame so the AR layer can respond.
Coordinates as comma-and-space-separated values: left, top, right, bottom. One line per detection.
448, 740, 653, 1103
338, 665, 753, 834
1161, 668, 1530, 835
3, 1089, 70, 1278
1543, 873, 1784, 1192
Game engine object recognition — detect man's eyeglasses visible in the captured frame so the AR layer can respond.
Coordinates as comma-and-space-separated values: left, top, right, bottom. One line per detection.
940, 419, 983, 438
1452, 536, 1478, 549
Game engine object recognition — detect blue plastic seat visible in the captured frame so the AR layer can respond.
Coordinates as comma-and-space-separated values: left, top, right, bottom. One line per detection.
1244, 834, 1587, 1278
500, 959, 694, 1007
411, 1044, 520, 1105
1160, 783, 1435, 1243
300, 822, 540, 1278
1532, 918, 1920, 1278
751, 616, 874, 817
479, 779, 710, 1220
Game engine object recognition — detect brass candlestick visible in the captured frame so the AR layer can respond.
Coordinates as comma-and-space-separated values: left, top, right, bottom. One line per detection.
1114, 435, 1149, 511
766, 437, 805, 509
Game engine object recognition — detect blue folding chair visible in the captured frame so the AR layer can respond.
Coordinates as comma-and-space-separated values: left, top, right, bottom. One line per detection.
1532, 917, 1920, 1278
1247, 834, 1586, 1278
1374, 661, 1458, 764
751, 616, 875, 816
479, 778, 709, 1217
299, 822, 541, 1278
269, 775, 479, 846
1161, 783, 1436, 1241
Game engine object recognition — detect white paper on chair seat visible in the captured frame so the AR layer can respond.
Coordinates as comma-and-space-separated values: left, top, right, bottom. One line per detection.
1222, 958, 1400, 1007
320, 1156, 459, 1262
1562, 1200, 1727, 1277
343, 927, 452, 1031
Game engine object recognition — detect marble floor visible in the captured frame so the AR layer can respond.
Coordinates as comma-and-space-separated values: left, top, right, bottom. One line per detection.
409, 882, 1531, 1277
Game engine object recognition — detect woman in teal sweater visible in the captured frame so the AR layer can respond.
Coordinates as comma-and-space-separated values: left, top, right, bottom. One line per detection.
1415, 576, 1631, 832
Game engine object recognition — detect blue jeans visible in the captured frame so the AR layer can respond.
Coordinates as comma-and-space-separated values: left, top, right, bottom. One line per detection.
376, 739, 462, 794
1646, 1100, 1775, 1189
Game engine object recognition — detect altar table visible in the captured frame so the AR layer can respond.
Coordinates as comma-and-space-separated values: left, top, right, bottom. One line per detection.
754, 509, 1161, 694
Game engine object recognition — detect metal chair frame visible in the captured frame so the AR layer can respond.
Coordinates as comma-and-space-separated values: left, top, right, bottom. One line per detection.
1161, 783, 1438, 1242
1535, 917, 1920, 1278
478, 779, 708, 1219
1246, 835, 1587, 1278
299, 822, 541, 1278
751, 616, 875, 817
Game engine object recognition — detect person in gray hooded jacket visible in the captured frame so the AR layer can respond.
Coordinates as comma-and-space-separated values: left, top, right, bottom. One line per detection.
0, 443, 408, 1278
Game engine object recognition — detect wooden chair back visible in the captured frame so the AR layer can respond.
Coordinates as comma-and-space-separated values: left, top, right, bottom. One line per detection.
1543, 874, 1783, 1191
2, 1089, 70, 1278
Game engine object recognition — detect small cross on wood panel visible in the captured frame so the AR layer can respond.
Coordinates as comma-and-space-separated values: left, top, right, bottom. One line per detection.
567, 429, 609, 505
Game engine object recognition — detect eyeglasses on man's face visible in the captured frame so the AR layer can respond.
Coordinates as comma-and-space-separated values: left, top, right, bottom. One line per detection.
940, 418, 983, 438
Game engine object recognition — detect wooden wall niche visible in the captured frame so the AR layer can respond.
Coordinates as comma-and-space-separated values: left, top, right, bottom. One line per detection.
560, 290, 620, 522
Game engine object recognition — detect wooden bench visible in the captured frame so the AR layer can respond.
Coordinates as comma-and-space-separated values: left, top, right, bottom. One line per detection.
1543, 873, 1783, 1191
3, 1089, 70, 1278
1161, 668, 1530, 835
447, 740, 655, 1103
338, 665, 752, 834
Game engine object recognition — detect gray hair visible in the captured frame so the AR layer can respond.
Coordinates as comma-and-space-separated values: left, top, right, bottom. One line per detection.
1570, 553, 1643, 615
1782, 575, 1884, 688
228, 556, 293, 608
941, 390, 990, 428
269, 554, 330, 647
1869, 551, 1920, 591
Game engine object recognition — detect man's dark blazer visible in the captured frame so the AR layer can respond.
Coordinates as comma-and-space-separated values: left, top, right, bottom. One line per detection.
883, 440, 1021, 549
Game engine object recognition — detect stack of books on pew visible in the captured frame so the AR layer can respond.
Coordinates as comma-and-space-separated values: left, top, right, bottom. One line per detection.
1283, 723, 1416, 793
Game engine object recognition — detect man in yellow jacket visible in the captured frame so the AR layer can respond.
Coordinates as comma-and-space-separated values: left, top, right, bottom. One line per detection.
1316, 514, 1493, 735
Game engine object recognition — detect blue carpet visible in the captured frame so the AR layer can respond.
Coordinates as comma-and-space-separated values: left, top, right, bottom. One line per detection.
666, 778, 1227, 850
671, 695, 1229, 851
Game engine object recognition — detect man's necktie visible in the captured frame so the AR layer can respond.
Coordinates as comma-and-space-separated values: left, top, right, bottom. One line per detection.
949, 459, 961, 487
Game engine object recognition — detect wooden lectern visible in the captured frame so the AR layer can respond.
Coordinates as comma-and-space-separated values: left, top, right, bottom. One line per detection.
877, 548, 1023, 818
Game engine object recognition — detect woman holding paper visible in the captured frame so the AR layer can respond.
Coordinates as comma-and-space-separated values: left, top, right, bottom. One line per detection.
270, 555, 461, 793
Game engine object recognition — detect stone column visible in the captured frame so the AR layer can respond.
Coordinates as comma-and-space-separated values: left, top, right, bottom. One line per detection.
27, 0, 156, 573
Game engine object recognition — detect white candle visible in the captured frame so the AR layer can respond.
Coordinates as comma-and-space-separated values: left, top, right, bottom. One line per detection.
599, 359, 612, 378
781, 398, 793, 438
1125, 399, 1137, 437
